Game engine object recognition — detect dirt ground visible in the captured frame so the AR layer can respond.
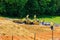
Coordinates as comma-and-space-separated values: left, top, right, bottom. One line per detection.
0, 17, 60, 40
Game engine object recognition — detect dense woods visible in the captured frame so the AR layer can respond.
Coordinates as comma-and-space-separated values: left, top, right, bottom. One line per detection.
0, 0, 60, 18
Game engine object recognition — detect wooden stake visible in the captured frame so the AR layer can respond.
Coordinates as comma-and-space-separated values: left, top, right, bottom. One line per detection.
34, 32, 36, 40
12, 35, 13, 40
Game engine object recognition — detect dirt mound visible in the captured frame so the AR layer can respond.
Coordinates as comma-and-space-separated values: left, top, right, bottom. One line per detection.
0, 18, 60, 40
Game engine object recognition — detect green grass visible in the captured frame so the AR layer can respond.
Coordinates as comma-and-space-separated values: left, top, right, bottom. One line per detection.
39, 16, 60, 24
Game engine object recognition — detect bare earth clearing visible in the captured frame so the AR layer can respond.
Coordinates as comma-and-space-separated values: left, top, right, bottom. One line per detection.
0, 17, 60, 40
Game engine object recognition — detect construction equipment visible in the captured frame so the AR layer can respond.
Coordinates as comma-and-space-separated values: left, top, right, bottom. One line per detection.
13, 15, 40, 25
33, 15, 40, 25
13, 19, 24, 24
23, 15, 33, 24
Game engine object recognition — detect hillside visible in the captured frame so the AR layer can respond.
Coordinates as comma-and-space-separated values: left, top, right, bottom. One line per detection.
0, 17, 60, 40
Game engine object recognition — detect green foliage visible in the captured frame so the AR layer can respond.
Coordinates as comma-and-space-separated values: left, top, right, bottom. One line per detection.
0, 0, 59, 18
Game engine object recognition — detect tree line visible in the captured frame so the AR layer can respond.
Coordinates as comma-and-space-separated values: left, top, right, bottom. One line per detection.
0, 0, 60, 18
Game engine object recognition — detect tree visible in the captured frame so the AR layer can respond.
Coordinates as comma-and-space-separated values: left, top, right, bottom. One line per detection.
0, 0, 59, 18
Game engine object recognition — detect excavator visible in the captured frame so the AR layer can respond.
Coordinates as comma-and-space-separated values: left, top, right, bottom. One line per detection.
13, 15, 55, 26
23, 15, 40, 25
23, 15, 33, 24
13, 15, 33, 24
13, 15, 40, 25
33, 15, 40, 25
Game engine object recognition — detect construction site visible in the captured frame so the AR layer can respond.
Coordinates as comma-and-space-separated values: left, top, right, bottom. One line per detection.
0, 15, 60, 40
0, 0, 60, 40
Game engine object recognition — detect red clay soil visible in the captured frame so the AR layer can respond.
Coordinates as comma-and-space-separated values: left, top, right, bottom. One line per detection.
0, 18, 60, 40
0, 27, 60, 40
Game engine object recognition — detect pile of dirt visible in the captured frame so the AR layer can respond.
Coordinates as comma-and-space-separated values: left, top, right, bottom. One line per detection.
0, 17, 60, 40
0, 19, 33, 36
